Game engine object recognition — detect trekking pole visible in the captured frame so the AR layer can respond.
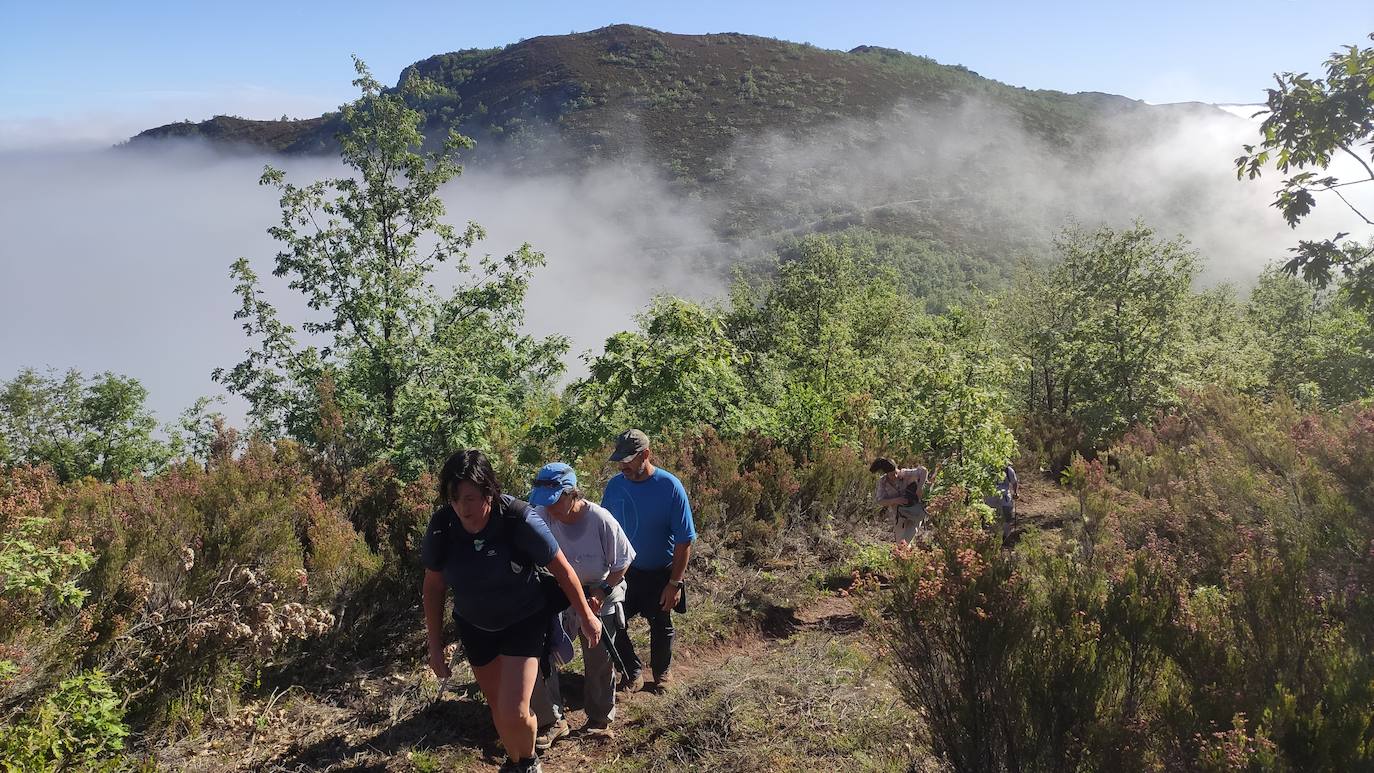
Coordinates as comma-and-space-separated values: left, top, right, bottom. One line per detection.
599, 610, 631, 679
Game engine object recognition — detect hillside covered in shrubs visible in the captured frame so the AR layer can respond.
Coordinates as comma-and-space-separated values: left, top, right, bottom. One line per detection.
6, 36, 1374, 772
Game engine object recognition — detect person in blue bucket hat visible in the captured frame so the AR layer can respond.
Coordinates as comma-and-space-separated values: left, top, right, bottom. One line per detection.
527, 462, 636, 748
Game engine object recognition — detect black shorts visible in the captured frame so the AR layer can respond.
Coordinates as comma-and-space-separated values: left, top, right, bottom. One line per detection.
456, 610, 548, 668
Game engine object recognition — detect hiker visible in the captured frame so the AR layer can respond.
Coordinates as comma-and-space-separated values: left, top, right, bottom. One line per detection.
995, 462, 1019, 524
870, 457, 931, 543
422, 449, 602, 773
526, 462, 635, 749
600, 429, 696, 693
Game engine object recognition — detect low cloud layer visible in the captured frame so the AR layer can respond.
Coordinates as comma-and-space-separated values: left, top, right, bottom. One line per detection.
1, 99, 1369, 429
0, 142, 719, 428
732, 98, 1372, 284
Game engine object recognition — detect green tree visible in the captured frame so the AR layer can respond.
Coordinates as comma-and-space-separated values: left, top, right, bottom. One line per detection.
553, 297, 758, 456
1175, 286, 1270, 395
1000, 222, 1198, 447
1236, 33, 1374, 306
0, 368, 167, 481
726, 234, 924, 451
1247, 267, 1374, 406
871, 309, 1018, 495
215, 58, 565, 476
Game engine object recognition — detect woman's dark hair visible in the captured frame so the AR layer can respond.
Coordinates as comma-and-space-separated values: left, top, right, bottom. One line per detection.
869, 457, 897, 474
438, 449, 503, 505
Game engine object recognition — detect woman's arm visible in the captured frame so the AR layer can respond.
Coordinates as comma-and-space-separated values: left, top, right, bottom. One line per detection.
547, 549, 602, 647
604, 566, 628, 588
589, 566, 628, 615
423, 569, 451, 678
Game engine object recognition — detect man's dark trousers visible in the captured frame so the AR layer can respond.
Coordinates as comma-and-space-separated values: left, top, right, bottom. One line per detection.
615, 566, 675, 680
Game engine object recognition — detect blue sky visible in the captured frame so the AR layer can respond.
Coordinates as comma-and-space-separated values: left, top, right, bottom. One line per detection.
2, 0, 1372, 147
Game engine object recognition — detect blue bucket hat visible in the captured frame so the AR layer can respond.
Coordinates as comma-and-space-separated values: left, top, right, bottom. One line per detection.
529, 462, 577, 508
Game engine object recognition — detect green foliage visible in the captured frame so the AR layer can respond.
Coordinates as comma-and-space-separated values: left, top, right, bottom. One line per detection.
1000, 222, 1200, 451
556, 233, 1017, 504
0, 671, 129, 771
1175, 285, 1270, 394
0, 368, 169, 482
214, 58, 566, 477
553, 297, 756, 454
0, 515, 93, 609
881, 391, 1374, 771
1236, 33, 1374, 306
870, 309, 1018, 495
1246, 267, 1374, 406
0, 443, 377, 740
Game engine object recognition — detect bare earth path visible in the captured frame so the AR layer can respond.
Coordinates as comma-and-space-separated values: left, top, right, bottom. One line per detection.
163, 589, 884, 772
163, 480, 1071, 772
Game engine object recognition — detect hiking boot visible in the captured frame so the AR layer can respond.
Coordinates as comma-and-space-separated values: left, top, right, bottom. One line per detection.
653, 669, 674, 690
534, 717, 569, 751
519, 757, 543, 773
617, 671, 643, 692
582, 718, 615, 740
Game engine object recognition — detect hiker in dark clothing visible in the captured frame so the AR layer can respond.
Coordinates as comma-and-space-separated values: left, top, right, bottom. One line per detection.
996, 463, 1019, 524
422, 450, 601, 773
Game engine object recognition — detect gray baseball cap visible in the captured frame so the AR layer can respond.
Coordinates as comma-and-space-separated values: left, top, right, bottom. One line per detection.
609, 429, 650, 462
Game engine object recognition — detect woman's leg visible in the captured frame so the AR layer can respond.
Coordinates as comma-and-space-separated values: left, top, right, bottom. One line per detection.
489, 655, 539, 760
470, 657, 511, 754
582, 627, 616, 723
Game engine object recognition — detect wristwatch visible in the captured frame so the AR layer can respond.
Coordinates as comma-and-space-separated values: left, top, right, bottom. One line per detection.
671, 579, 685, 590
597, 581, 613, 595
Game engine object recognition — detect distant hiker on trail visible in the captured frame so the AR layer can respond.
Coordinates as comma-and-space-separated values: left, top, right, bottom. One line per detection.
422, 450, 601, 773
600, 429, 696, 694
996, 462, 1019, 524
871, 457, 932, 543
981, 462, 1020, 536
527, 462, 635, 749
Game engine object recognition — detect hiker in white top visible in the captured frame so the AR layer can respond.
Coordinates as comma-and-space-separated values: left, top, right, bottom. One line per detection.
527, 462, 635, 749
870, 457, 932, 543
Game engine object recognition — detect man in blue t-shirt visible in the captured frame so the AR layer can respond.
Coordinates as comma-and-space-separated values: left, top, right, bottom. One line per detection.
600, 429, 696, 692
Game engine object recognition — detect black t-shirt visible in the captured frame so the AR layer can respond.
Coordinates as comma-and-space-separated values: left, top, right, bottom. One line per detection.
421, 495, 560, 632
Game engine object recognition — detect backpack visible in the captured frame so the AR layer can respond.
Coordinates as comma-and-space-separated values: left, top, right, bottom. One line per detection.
499, 496, 570, 615
900, 480, 924, 507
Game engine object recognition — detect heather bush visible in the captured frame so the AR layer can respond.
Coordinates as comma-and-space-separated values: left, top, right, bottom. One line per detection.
878, 391, 1374, 772
649, 427, 881, 562
0, 436, 379, 747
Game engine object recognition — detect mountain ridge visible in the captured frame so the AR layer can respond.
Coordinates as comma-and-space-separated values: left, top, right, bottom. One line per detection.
125, 25, 1242, 289
128, 25, 1228, 170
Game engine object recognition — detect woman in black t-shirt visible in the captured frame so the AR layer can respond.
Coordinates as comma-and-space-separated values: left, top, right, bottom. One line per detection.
422, 450, 601, 773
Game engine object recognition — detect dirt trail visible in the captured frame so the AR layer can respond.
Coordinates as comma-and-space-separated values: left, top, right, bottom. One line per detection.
537, 593, 867, 772
1011, 473, 1076, 526
164, 480, 1073, 771
161, 590, 870, 772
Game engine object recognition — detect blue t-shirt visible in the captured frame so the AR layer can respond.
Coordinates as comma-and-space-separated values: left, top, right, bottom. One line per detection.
420, 495, 559, 631
601, 468, 696, 570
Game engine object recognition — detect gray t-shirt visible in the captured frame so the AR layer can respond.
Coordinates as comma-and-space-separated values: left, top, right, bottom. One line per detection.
534, 500, 635, 585
874, 467, 929, 519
